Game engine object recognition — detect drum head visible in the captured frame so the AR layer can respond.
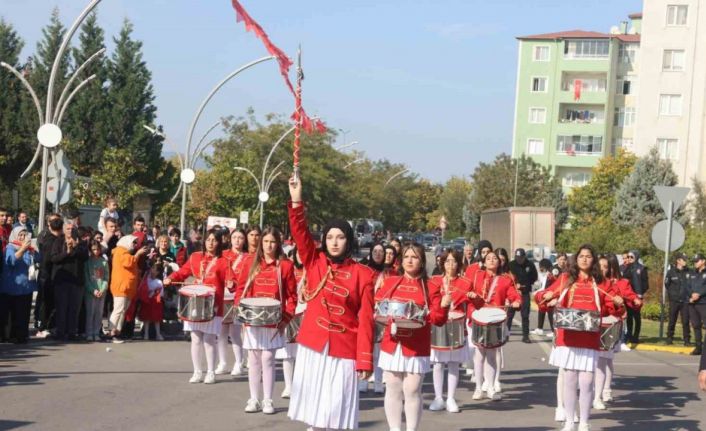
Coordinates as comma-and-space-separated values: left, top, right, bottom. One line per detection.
448, 311, 465, 321
180, 285, 214, 296
241, 297, 281, 306
602, 315, 619, 325
472, 307, 507, 324
295, 302, 307, 314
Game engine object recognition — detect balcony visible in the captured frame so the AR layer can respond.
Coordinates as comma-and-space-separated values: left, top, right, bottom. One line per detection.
558, 104, 605, 125
556, 135, 604, 157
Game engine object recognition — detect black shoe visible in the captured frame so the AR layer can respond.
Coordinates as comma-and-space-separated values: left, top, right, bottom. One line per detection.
522, 337, 531, 344
690, 347, 702, 356
684, 341, 693, 347
665, 338, 673, 345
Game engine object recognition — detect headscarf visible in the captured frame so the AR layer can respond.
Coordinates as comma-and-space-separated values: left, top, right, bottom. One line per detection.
9, 226, 27, 245
116, 234, 137, 253
321, 218, 354, 263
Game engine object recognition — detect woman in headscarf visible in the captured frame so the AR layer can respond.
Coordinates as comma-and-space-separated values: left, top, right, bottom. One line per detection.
0, 226, 39, 343
286, 175, 376, 431
109, 234, 147, 343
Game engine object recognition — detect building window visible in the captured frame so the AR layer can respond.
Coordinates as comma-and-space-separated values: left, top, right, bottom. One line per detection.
531, 77, 548, 92
657, 138, 679, 160
616, 75, 637, 95
659, 94, 683, 116
663, 49, 685, 71
564, 39, 610, 59
666, 5, 688, 26
533, 46, 550, 61
618, 44, 637, 64
557, 135, 603, 154
562, 172, 591, 187
612, 137, 634, 153
528, 107, 547, 124
527, 139, 544, 155
614, 107, 636, 127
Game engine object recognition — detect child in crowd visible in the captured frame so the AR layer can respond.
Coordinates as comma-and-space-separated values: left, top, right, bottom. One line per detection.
98, 198, 119, 234
84, 240, 109, 341
138, 260, 164, 341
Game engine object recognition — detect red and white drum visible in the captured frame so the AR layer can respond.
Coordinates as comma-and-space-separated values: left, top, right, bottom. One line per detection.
600, 315, 623, 351
221, 289, 236, 325
284, 302, 307, 343
177, 285, 216, 322
432, 311, 466, 350
471, 307, 508, 349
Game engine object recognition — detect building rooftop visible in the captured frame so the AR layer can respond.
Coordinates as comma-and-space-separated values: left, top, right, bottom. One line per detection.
629, 12, 643, 19
517, 29, 640, 42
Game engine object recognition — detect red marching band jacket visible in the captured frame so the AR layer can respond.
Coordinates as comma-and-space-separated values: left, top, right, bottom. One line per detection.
234, 255, 297, 327
607, 277, 641, 312
288, 202, 377, 372
463, 262, 482, 280
466, 270, 521, 318
167, 252, 232, 317
428, 275, 472, 319
375, 275, 449, 357
534, 273, 623, 350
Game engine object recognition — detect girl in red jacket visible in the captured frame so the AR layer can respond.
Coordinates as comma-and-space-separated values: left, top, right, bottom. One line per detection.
428, 249, 471, 413
218, 228, 247, 376
286, 176, 376, 431
466, 250, 520, 401
376, 242, 451, 431
235, 227, 297, 415
594, 253, 642, 410
535, 244, 625, 431
164, 229, 231, 385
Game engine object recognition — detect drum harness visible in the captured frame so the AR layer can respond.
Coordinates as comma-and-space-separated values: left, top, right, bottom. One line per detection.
379, 276, 429, 336
239, 259, 284, 325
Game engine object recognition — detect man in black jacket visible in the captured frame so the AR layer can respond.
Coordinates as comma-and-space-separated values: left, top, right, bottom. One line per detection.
688, 254, 706, 356
508, 248, 538, 343
624, 250, 649, 343
35, 214, 63, 336
665, 253, 691, 346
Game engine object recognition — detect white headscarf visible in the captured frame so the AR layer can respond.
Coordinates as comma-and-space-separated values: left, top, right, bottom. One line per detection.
116, 234, 137, 253
8, 226, 27, 244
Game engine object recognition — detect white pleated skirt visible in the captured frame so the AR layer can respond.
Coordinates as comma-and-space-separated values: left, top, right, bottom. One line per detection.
430, 343, 471, 364
183, 316, 223, 336
549, 346, 598, 372
276, 343, 298, 359
288, 344, 359, 430
378, 343, 430, 374
242, 325, 285, 350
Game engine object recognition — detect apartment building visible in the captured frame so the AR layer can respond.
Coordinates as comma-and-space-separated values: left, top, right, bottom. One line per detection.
634, 1, 706, 186
512, 16, 641, 192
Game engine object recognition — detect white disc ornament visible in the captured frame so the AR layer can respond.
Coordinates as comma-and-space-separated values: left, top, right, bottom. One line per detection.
37, 123, 62, 148
258, 191, 270, 202
180, 168, 196, 184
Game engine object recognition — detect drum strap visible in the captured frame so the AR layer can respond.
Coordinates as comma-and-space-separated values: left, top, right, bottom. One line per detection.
483, 276, 500, 303
196, 253, 219, 284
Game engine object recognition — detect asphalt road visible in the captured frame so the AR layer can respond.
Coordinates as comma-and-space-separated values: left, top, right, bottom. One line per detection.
1, 313, 704, 431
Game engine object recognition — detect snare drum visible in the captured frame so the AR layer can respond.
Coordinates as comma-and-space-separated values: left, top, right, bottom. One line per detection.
471, 307, 508, 349
177, 285, 216, 322
284, 303, 307, 343
374, 322, 386, 343
236, 297, 282, 326
221, 290, 236, 324
374, 299, 427, 329
554, 307, 601, 333
600, 315, 623, 351
432, 311, 466, 350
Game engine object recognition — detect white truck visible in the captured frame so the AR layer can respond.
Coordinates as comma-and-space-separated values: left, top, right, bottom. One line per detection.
480, 207, 555, 260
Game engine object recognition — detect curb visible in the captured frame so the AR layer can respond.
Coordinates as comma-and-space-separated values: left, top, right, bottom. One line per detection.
633, 343, 694, 355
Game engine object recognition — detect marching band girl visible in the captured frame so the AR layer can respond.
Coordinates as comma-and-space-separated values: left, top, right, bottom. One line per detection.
235, 227, 297, 414
287, 175, 377, 431
218, 228, 247, 376
535, 244, 625, 431
246, 225, 261, 254
164, 229, 231, 385
467, 250, 520, 401
428, 249, 471, 413
359, 242, 386, 393
389, 238, 403, 274
464, 240, 492, 279
594, 253, 641, 409
275, 248, 306, 399
376, 242, 451, 431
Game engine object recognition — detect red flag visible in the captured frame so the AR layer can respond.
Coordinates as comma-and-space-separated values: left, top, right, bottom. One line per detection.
574, 79, 582, 101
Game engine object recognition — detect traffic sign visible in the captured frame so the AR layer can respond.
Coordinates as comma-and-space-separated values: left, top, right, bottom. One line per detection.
239, 211, 249, 225
47, 149, 74, 180
651, 220, 685, 252
654, 186, 690, 216
46, 177, 71, 205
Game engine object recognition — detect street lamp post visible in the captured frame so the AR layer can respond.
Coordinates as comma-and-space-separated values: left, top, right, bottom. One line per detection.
2, 0, 104, 233
335, 141, 358, 151
384, 168, 410, 188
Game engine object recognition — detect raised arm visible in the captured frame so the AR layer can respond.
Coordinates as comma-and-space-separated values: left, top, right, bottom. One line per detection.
288, 175, 318, 267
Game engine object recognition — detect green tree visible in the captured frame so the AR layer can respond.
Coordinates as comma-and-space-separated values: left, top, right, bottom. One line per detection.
611, 147, 678, 227
72, 147, 145, 206
568, 149, 637, 228
438, 176, 472, 234
686, 177, 706, 229
405, 179, 442, 232
106, 19, 164, 187
29, 8, 70, 108
466, 154, 564, 233
63, 12, 108, 174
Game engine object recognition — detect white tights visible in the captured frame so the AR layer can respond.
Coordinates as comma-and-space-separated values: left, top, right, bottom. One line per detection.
563, 369, 593, 425
473, 347, 497, 390
190, 330, 217, 372
556, 368, 565, 409
432, 362, 460, 400
217, 323, 243, 367
384, 371, 424, 431
594, 357, 613, 399
247, 349, 276, 400
282, 358, 295, 392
